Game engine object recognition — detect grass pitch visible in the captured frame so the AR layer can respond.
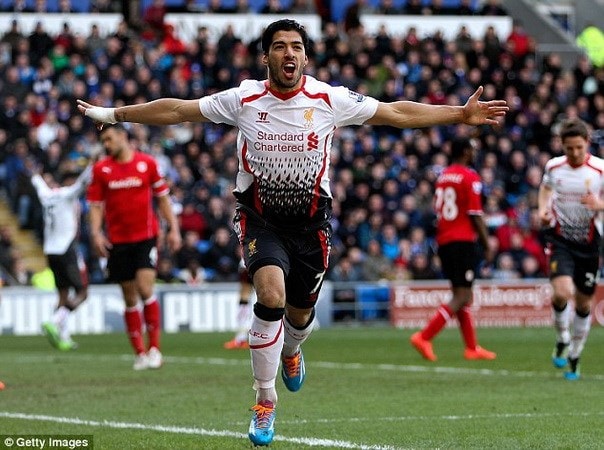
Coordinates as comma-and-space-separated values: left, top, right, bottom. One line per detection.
0, 326, 603, 449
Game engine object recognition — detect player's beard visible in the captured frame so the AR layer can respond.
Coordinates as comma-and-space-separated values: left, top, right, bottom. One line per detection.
267, 59, 303, 91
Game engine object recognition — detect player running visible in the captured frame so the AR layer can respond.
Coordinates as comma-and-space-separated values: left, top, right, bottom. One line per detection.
77, 18, 507, 446
538, 118, 604, 380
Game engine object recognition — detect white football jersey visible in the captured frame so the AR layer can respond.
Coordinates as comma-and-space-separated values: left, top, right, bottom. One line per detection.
199, 76, 378, 225
542, 154, 604, 245
31, 166, 92, 255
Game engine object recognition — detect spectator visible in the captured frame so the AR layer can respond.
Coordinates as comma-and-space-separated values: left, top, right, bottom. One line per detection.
175, 230, 205, 270
520, 254, 545, 278
204, 196, 231, 236
156, 256, 183, 284
506, 20, 532, 65
408, 252, 438, 280
3, 67, 28, 103
0, 225, 16, 272
261, 0, 287, 14
404, 0, 424, 15
177, 257, 207, 285
143, 0, 167, 40
9, 253, 33, 285
362, 239, 392, 281
480, 0, 507, 16
58, 0, 75, 13
178, 201, 207, 239
28, 22, 55, 67
376, 0, 401, 15
1, 20, 24, 50
202, 226, 240, 282
491, 252, 521, 280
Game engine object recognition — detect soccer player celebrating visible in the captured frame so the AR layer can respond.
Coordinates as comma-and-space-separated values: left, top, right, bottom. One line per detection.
538, 118, 604, 380
77, 19, 507, 446
33, 167, 92, 351
87, 124, 181, 370
410, 137, 497, 362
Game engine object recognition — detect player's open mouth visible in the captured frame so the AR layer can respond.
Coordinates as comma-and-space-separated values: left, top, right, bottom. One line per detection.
283, 63, 296, 78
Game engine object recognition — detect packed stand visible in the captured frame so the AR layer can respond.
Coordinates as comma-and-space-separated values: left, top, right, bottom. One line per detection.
0, 1, 603, 288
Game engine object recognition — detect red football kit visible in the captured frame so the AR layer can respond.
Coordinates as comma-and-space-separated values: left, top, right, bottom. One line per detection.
434, 163, 483, 246
87, 151, 169, 244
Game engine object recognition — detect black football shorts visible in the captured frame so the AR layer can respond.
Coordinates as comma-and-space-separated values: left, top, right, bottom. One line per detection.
107, 238, 158, 283
548, 239, 599, 295
47, 241, 88, 290
234, 209, 331, 309
438, 241, 479, 288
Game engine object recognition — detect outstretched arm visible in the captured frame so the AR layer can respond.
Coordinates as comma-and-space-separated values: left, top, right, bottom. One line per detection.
365, 86, 508, 128
77, 98, 208, 127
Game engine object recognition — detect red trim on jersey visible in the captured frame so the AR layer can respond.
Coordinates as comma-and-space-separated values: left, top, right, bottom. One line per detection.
309, 127, 333, 217
241, 140, 252, 173
585, 155, 604, 174
548, 158, 568, 172
588, 220, 596, 242
318, 228, 330, 270
239, 212, 247, 243
241, 85, 270, 104
253, 180, 263, 213
249, 320, 283, 349
301, 86, 332, 107
267, 76, 307, 100
566, 153, 591, 169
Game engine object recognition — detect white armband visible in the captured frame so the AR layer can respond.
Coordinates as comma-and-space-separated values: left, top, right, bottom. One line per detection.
85, 107, 117, 124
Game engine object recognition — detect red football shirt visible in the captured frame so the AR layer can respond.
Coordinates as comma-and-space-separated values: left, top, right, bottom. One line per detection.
434, 163, 483, 246
87, 151, 169, 244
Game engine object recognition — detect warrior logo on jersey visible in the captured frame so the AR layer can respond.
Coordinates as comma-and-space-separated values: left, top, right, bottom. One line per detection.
256, 111, 270, 123
303, 108, 314, 129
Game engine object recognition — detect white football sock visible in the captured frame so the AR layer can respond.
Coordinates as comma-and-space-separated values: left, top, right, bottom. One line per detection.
52, 306, 70, 327
282, 314, 315, 357
569, 312, 591, 359
249, 314, 283, 400
552, 302, 571, 344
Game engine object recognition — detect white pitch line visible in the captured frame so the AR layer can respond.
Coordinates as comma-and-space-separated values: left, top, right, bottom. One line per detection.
275, 410, 604, 425
4, 353, 604, 381
0, 412, 401, 450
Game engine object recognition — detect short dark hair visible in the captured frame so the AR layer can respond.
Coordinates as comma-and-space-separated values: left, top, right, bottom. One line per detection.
261, 19, 309, 54
99, 123, 127, 135
559, 118, 589, 141
450, 137, 474, 160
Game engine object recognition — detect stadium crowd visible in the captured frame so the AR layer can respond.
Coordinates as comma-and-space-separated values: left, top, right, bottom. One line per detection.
0, 0, 603, 287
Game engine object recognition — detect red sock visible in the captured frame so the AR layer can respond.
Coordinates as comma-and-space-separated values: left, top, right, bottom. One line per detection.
124, 308, 146, 355
143, 297, 161, 350
421, 304, 453, 341
456, 306, 477, 350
